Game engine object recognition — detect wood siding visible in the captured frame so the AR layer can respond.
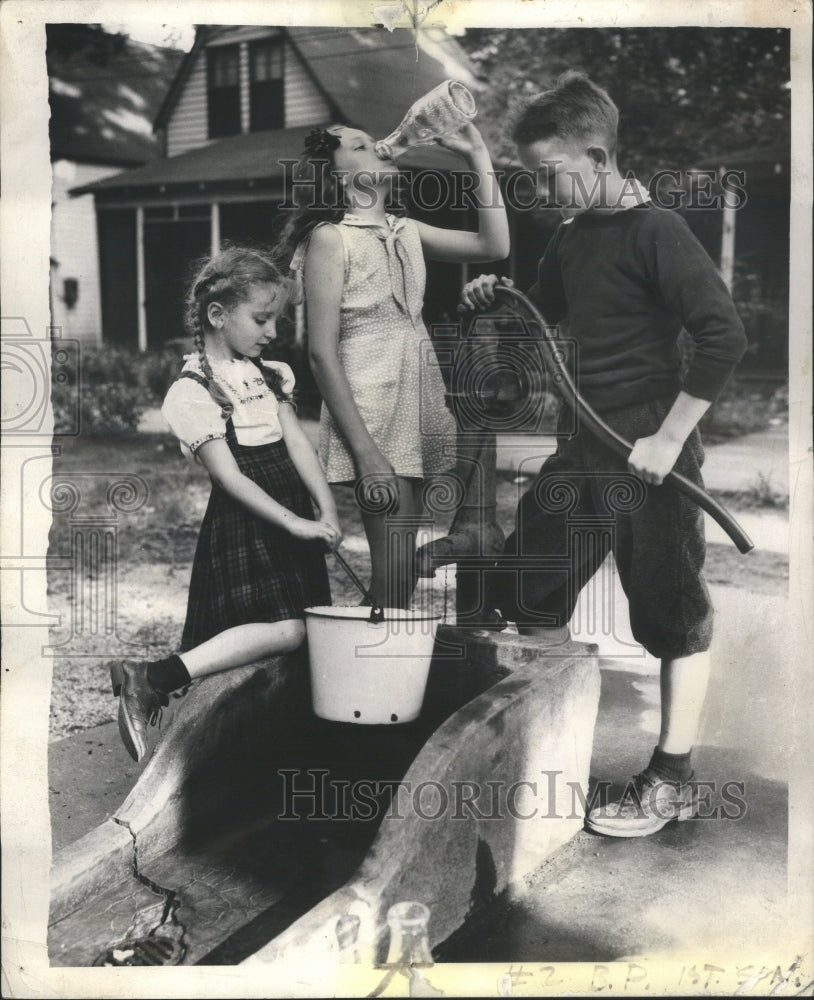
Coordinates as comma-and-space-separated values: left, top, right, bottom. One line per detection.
51, 161, 119, 344
240, 42, 251, 133
284, 44, 331, 125
167, 49, 209, 157
167, 30, 330, 157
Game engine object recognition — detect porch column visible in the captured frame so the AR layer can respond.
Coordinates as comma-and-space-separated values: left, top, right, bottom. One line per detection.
135, 205, 147, 352
719, 165, 736, 292
211, 201, 221, 256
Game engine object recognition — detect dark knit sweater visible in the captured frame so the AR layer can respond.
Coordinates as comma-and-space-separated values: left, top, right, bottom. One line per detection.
528, 203, 747, 412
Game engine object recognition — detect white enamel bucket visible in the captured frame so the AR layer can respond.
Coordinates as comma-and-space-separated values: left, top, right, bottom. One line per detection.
304, 606, 440, 724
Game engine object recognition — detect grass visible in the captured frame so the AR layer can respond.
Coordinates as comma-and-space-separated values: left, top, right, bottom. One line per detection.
46, 432, 453, 739
47, 428, 788, 741
49, 424, 790, 583
712, 471, 789, 511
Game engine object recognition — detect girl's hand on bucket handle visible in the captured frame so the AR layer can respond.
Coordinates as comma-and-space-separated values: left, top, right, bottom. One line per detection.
289, 517, 341, 548
318, 518, 343, 551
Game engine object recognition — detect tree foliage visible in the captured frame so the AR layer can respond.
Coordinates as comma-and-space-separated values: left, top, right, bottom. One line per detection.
45, 23, 129, 65
457, 28, 790, 174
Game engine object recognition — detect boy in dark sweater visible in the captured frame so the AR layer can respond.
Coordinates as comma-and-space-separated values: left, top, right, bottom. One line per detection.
462, 71, 747, 837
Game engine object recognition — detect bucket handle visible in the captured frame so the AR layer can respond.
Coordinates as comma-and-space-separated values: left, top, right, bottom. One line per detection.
333, 549, 385, 623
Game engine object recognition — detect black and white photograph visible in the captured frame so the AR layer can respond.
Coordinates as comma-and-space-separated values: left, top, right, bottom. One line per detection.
1, 0, 812, 996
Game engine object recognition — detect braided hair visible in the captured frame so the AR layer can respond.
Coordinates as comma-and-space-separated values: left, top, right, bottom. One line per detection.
185, 243, 302, 418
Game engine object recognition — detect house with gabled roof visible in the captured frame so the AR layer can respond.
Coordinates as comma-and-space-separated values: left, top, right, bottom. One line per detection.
47, 24, 184, 344
74, 24, 525, 351
67, 24, 789, 379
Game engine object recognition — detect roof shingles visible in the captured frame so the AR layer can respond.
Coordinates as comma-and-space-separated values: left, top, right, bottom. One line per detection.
74, 25, 488, 195
47, 24, 184, 166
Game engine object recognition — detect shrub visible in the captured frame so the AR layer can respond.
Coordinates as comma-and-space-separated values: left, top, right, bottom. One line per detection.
769, 382, 788, 418
699, 378, 784, 442
50, 339, 321, 435
731, 262, 789, 371
51, 344, 174, 436
678, 328, 788, 442
137, 349, 185, 406
71, 344, 134, 386
52, 377, 146, 436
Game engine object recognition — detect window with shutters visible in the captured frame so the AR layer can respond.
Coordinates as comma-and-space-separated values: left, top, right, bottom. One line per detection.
249, 39, 285, 131
207, 45, 241, 138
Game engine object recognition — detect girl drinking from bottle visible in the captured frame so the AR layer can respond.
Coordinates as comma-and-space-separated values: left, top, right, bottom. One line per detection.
111, 245, 341, 762
282, 121, 509, 609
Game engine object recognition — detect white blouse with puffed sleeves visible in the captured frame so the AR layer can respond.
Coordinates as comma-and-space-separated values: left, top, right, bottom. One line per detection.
161, 355, 296, 462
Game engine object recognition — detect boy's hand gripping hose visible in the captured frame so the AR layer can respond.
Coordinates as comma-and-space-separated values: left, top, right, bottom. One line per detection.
492, 285, 754, 554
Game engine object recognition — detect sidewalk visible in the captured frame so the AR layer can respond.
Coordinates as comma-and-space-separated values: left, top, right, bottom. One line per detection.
440, 602, 792, 963
51, 420, 791, 961
493, 425, 790, 555
139, 408, 790, 498
494, 424, 789, 496
142, 411, 789, 554
48, 578, 791, 961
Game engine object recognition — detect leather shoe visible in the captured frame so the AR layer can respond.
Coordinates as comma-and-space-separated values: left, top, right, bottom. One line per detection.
111, 661, 168, 762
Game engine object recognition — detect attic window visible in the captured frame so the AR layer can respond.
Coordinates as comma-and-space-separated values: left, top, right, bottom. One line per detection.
207, 45, 241, 139
249, 39, 284, 132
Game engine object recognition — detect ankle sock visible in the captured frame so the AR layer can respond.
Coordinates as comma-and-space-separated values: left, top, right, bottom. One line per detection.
648, 746, 693, 783
147, 654, 191, 695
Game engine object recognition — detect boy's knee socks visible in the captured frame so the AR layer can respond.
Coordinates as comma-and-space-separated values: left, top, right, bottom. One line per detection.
648, 745, 693, 783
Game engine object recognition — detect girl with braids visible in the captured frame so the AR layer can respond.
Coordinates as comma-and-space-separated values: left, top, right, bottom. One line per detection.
281, 123, 509, 609
110, 244, 340, 763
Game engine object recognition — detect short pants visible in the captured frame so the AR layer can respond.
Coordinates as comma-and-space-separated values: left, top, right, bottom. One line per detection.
486, 396, 713, 659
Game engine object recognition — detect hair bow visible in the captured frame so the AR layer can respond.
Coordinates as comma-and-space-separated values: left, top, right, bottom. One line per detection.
303, 127, 341, 158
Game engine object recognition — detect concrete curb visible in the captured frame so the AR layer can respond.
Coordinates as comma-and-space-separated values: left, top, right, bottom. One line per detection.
48, 820, 135, 926
243, 630, 600, 966
50, 650, 307, 923
49, 630, 599, 964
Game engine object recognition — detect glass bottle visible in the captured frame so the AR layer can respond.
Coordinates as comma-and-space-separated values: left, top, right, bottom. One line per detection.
374, 80, 477, 160
384, 901, 434, 966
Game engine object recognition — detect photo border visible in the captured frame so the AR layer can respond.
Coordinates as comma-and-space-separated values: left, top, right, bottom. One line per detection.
1, 1, 811, 996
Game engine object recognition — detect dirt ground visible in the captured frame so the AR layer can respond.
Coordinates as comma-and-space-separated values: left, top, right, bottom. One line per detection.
47, 433, 789, 741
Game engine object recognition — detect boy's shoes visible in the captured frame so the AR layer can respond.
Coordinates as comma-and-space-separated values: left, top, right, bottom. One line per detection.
585, 768, 698, 838
110, 661, 168, 763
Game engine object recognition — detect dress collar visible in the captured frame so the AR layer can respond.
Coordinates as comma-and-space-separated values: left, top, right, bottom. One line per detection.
340, 213, 417, 318
340, 212, 406, 233
184, 353, 255, 369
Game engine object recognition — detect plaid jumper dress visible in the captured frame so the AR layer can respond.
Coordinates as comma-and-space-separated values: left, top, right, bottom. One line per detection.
177, 368, 331, 650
